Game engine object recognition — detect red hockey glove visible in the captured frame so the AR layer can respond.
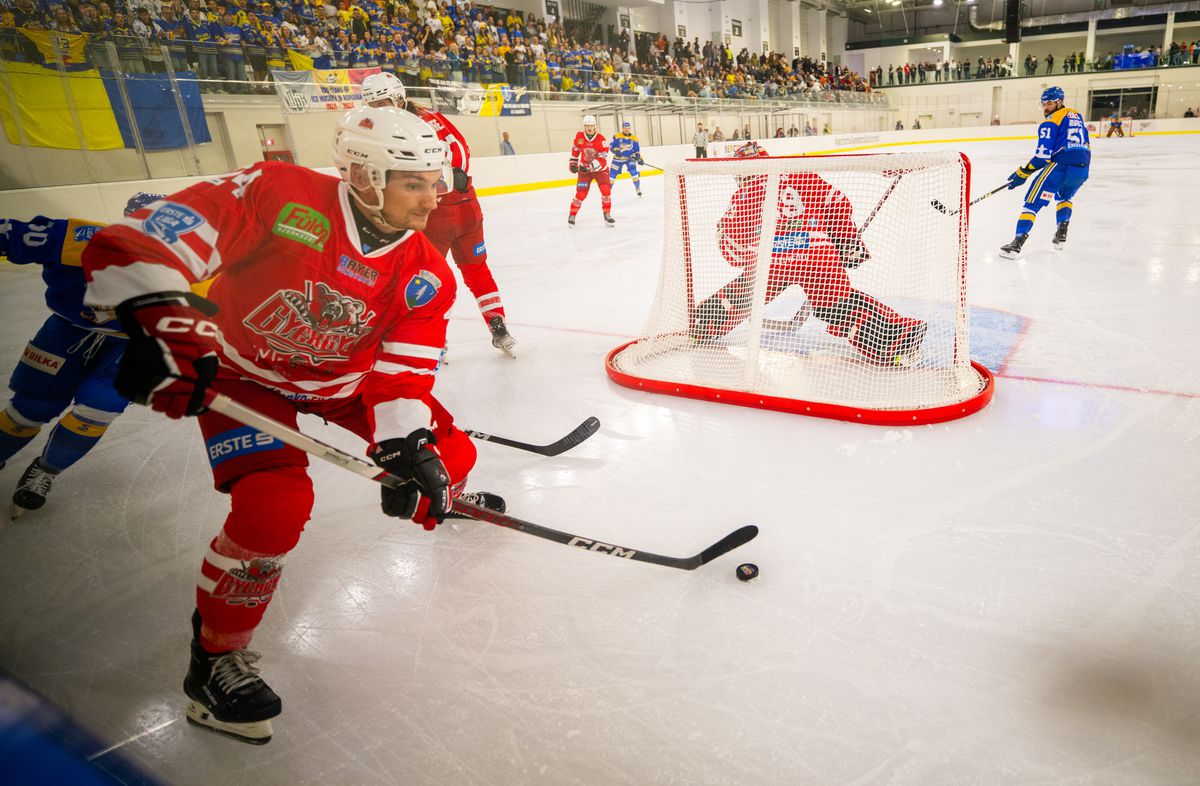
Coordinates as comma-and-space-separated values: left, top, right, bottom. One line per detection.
372, 429, 451, 530
569, 159, 579, 174
114, 292, 221, 419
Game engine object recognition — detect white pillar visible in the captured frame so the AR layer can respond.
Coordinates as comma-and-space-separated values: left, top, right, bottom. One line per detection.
1009, 41, 1020, 75
818, 9, 828, 62
1163, 11, 1175, 55
1085, 18, 1097, 66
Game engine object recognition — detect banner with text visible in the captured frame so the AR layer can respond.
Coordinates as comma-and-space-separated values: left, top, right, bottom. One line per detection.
271, 68, 381, 113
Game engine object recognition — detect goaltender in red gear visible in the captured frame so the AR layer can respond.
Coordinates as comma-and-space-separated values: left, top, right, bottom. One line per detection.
82, 107, 503, 746
692, 141, 927, 366
360, 71, 517, 357
568, 115, 615, 227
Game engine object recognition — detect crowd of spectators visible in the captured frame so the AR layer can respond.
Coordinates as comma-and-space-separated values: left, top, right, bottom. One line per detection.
0, 0, 877, 102
869, 40, 1200, 88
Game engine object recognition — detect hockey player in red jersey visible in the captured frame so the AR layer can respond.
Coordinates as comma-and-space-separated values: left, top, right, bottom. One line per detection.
568, 115, 615, 227
360, 72, 516, 357
692, 141, 927, 366
82, 107, 504, 745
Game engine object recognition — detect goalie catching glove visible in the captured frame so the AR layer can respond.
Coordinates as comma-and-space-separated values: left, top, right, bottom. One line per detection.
372, 429, 451, 530
114, 291, 221, 419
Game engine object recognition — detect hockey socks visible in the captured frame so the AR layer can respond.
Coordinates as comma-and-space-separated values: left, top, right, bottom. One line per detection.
0, 407, 42, 466
40, 406, 118, 473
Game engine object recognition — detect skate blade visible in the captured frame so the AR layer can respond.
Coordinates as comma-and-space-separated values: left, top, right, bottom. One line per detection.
999, 250, 1022, 260
1052, 243, 1065, 251
492, 339, 518, 358
186, 700, 273, 745
9, 504, 24, 519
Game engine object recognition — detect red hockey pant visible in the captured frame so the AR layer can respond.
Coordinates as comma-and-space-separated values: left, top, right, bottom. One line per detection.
192, 378, 476, 652
423, 189, 504, 323
570, 170, 612, 216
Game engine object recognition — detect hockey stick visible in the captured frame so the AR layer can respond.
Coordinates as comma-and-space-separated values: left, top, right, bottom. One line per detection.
203, 393, 758, 571
464, 417, 600, 457
860, 172, 905, 234
639, 160, 664, 172
931, 182, 1007, 216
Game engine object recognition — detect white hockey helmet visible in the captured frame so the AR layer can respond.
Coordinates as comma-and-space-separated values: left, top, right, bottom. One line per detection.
332, 107, 450, 231
361, 71, 407, 107
582, 114, 597, 132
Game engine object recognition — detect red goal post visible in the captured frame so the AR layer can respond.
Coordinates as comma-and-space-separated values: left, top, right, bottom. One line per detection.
605, 151, 994, 425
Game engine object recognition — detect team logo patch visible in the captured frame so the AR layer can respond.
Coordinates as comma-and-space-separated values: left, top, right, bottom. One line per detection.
273, 202, 331, 251
405, 269, 442, 309
472, 241, 486, 256
336, 254, 379, 286
19, 344, 65, 374
206, 425, 284, 466
211, 555, 284, 608
244, 281, 376, 366
144, 203, 205, 243
1041, 190, 1055, 202
72, 224, 100, 243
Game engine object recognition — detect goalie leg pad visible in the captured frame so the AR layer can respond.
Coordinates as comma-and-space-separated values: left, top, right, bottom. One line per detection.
690, 274, 754, 341
814, 291, 927, 365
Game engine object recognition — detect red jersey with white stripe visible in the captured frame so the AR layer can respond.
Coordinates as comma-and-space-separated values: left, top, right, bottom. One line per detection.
718, 173, 859, 267
571, 131, 609, 173
82, 161, 456, 444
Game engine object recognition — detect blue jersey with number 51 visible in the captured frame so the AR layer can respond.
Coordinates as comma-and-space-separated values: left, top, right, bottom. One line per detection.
1028, 107, 1091, 170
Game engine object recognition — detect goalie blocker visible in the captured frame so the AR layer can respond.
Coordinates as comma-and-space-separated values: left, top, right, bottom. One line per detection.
606, 150, 993, 425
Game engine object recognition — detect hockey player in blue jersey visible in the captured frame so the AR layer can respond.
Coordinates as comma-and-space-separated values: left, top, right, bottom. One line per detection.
0, 192, 162, 517
1000, 86, 1091, 258
609, 121, 645, 197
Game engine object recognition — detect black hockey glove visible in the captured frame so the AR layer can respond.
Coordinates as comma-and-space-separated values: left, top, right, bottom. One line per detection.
569, 159, 579, 174
372, 429, 451, 531
452, 167, 470, 193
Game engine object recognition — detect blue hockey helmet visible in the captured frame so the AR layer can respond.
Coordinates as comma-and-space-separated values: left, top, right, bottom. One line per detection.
124, 192, 164, 216
622, 120, 631, 129
1040, 86, 1064, 104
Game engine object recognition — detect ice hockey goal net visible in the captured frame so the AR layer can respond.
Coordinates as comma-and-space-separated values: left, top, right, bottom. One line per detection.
1098, 116, 1135, 138
605, 151, 994, 425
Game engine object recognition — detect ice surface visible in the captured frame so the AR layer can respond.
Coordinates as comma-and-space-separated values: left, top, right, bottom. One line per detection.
1, 134, 1199, 785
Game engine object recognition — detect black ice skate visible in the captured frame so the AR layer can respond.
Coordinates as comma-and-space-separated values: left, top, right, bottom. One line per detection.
488, 316, 518, 358
448, 491, 507, 519
1052, 221, 1069, 250
11, 458, 57, 519
636, 189, 643, 197
603, 213, 615, 227
184, 614, 282, 745
567, 214, 576, 226
999, 233, 1028, 259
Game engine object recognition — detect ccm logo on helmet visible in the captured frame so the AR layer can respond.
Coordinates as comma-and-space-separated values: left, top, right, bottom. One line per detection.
155, 316, 219, 337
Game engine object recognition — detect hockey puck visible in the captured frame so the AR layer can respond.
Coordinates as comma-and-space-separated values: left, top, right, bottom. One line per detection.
735, 563, 759, 582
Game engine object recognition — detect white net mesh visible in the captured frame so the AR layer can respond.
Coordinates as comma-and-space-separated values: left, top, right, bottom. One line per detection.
609, 151, 990, 420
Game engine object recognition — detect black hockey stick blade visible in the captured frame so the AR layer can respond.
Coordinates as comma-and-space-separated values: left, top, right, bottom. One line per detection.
452, 498, 758, 571
465, 416, 600, 456
930, 198, 950, 214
